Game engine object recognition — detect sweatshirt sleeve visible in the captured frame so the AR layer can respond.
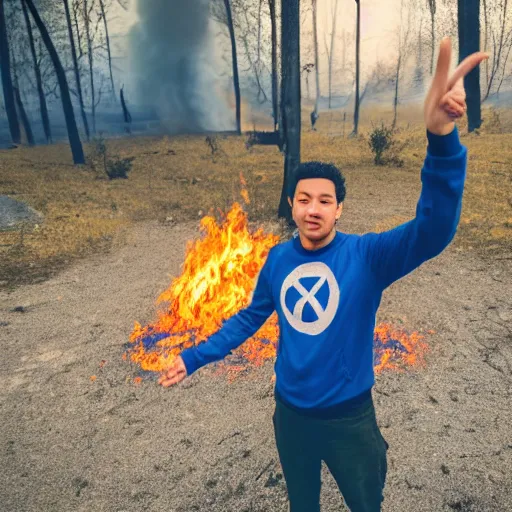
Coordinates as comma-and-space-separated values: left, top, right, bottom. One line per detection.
359, 127, 467, 290
180, 251, 275, 375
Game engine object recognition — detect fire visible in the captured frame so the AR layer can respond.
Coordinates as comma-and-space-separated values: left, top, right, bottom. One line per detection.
373, 323, 429, 373
127, 180, 428, 378
127, 177, 280, 373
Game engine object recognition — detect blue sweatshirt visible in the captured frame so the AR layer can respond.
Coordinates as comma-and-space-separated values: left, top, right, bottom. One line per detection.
181, 128, 467, 409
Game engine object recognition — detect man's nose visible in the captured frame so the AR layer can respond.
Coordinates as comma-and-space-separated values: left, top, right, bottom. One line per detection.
307, 201, 320, 215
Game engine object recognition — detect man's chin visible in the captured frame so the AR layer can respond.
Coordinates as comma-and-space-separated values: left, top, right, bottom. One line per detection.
300, 229, 328, 241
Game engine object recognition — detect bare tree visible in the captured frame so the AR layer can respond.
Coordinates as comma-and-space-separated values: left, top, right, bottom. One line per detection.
458, 0, 482, 132
269, 0, 279, 132
392, 0, 413, 129
83, 0, 96, 133
324, 0, 339, 109
482, 0, 512, 101
9, 42, 35, 146
98, 0, 116, 101
24, 0, 85, 164
63, 0, 90, 140
310, 0, 320, 128
278, 0, 301, 223
302, 62, 314, 99
20, 0, 51, 143
72, 0, 83, 57
13, 85, 34, 145
224, 0, 241, 134
120, 84, 131, 133
352, 0, 361, 136
239, 7, 268, 104
482, 0, 489, 85
427, 0, 436, 74
0, 0, 21, 144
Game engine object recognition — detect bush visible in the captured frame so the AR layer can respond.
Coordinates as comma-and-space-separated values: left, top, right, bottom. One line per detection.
88, 133, 134, 179
368, 123, 394, 165
106, 157, 134, 180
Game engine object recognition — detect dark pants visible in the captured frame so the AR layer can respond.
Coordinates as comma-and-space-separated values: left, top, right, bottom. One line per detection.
273, 394, 388, 512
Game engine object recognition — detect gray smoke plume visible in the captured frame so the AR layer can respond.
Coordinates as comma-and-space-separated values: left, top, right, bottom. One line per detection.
128, 0, 232, 133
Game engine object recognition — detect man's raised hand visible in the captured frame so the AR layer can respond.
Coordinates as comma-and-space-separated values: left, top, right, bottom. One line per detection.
424, 37, 488, 136
158, 355, 187, 387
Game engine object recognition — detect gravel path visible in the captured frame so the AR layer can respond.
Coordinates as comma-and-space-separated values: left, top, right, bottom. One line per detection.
1, 217, 511, 512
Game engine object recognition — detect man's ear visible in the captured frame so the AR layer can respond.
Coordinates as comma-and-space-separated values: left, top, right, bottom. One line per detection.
336, 202, 343, 218
287, 196, 293, 208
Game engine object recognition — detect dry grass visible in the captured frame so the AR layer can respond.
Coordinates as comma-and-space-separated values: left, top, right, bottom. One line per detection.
1, 105, 511, 288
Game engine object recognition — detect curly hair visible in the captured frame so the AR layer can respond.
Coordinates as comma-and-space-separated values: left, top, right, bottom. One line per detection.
288, 161, 347, 204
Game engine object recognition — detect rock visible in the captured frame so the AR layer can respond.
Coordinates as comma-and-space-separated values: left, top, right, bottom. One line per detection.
0, 196, 43, 232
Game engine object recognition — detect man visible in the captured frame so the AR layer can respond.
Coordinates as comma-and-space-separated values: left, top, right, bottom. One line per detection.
159, 39, 487, 512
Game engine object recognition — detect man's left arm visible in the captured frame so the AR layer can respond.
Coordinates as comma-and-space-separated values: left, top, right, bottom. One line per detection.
359, 37, 487, 290
360, 127, 466, 289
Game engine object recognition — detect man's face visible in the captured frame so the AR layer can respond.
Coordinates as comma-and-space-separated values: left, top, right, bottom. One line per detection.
288, 178, 343, 250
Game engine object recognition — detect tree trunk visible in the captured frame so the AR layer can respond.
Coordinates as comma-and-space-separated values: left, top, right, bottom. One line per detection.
327, 0, 339, 109
63, 0, 90, 140
311, 0, 320, 128
0, 0, 21, 144
84, 0, 96, 134
223, 0, 241, 135
352, 0, 360, 136
257, 0, 262, 63
120, 85, 132, 133
72, 0, 83, 57
268, 0, 279, 134
392, 53, 401, 129
278, 0, 301, 223
458, 0, 482, 132
9, 46, 35, 146
13, 86, 35, 145
21, 0, 51, 143
98, 0, 115, 101
482, 0, 489, 86
428, 0, 436, 74
24, 0, 85, 164
482, 0, 508, 101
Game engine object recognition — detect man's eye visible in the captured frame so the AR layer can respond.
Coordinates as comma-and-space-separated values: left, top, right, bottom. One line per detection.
299, 199, 308, 203
321, 201, 330, 204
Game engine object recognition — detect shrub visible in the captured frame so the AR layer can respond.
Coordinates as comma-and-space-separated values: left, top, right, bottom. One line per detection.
368, 123, 394, 165
106, 157, 134, 180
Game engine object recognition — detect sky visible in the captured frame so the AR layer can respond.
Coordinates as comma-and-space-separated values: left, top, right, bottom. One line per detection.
318, 0, 403, 60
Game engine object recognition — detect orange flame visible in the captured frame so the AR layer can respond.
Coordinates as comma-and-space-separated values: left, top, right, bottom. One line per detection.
128, 183, 429, 378
373, 323, 429, 373
128, 198, 280, 372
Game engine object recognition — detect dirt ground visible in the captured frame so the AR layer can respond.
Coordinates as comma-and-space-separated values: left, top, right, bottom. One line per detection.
1, 186, 512, 511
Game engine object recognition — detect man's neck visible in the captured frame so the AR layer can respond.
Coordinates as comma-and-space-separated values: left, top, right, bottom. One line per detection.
299, 228, 337, 251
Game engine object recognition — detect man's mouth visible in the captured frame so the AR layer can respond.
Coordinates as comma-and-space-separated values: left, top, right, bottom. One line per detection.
305, 221, 321, 230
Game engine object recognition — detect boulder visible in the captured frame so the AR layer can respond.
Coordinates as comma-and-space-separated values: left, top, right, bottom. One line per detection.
0, 195, 43, 231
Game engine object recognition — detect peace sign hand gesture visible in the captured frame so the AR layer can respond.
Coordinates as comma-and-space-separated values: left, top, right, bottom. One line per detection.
425, 37, 488, 136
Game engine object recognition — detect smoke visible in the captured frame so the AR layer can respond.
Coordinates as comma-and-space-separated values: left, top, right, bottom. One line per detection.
128, 0, 233, 133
